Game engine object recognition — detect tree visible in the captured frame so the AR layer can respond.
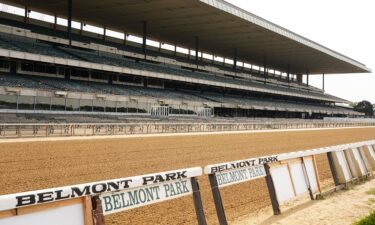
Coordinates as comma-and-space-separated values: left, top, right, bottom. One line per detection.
353, 100, 374, 117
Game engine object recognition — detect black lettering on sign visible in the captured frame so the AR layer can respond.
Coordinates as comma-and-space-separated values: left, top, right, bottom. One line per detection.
14, 179, 133, 208
55, 190, 70, 201
102, 186, 163, 213
71, 185, 91, 197
258, 156, 278, 164
37, 192, 54, 203
16, 194, 36, 207
210, 159, 262, 174
92, 183, 107, 194
142, 171, 188, 185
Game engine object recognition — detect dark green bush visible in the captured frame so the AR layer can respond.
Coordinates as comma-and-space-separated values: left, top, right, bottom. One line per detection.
354, 211, 375, 225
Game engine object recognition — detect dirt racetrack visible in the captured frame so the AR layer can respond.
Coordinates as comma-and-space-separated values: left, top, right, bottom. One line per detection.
1, 127, 375, 225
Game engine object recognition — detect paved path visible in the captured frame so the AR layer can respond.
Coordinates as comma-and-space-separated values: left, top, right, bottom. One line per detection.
232, 179, 375, 225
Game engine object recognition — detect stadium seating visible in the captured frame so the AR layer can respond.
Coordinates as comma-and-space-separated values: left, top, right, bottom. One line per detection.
0, 33, 339, 102
0, 34, 77, 59
0, 74, 354, 116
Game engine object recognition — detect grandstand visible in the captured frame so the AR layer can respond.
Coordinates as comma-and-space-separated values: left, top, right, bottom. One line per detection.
0, 0, 371, 122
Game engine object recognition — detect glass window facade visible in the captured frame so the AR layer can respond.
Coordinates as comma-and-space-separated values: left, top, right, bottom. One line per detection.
51, 97, 66, 111
0, 94, 17, 110
17, 96, 35, 110
0, 94, 194, 116
35, 96, 51, 110
66, 98, 80, 111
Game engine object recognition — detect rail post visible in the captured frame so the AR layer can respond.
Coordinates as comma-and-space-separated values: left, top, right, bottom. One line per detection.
209, 174, 228, 225
191, 177, 208, 225
264, 163, 281, 215
91, 196, 105, 225
327, 152, 340, 186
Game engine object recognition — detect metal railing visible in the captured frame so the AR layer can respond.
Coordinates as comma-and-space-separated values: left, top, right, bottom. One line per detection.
1, 121, 375, 139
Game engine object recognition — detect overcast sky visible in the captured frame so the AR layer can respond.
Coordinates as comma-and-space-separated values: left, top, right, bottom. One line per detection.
226, 0, 374, 103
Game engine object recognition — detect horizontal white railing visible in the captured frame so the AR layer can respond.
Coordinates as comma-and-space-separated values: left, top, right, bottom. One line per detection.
0, 121, 374, 139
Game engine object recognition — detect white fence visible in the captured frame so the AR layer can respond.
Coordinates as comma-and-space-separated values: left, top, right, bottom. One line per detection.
1, 120, 375, 139
0, 167, 207, 225
324, 117, 375, 123
204, 140, 375, 224
0, 140, 374, 225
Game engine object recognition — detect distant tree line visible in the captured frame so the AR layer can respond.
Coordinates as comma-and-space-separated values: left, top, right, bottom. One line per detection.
352, 100, 374, 117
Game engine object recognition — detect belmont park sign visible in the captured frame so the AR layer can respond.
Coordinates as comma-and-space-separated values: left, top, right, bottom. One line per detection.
101, 179, 192, 215
204, 155, 278, 187
215, 164, 266, 187
0, 168, 202, 212
205, 155, 278, 174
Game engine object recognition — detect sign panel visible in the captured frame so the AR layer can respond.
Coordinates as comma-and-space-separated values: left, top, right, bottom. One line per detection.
0, 201, 84, 225
366, 145, 375, 168
270, 158, 320, 206
271, 165, 295, 204
351, 148, 367, 176
100, 179, 192, 215
0, 167, 202, 212
304, 159, 319, 193
289, 163, 308, 195
344, 149, 359, 178
359, 148, 372, 172
215, 165, 266, 188
336, 151, 352, 182
368, 145, 375, 158
204, 155, 278, 174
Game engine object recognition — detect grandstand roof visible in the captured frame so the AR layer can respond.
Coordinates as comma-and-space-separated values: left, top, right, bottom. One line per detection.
3, 0, 372, 75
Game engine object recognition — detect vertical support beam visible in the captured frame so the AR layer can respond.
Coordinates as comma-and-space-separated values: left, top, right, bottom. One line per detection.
287, 64, 290, 84
67, 0, 73, 46
301, 157, 315, 200
142, 21, 147, 59
195, 36, 199, 67
80, 22, 83, 36
312, 155, 322, 193
233, 48, 238, 72
322, 73, 325, 92
264, 163, 281, 215
297, 74, 303, 83
209, 174, 228, 225
263, 56, 267, 83
174, 44, 177, 56
191, 177, 208, 225
123, 33, 127, 45
327, 152, 340, 186
53, 13, 57, 30
84, 196, 94, 225
91, 196, 105, 225
306, 69, 309, 86
24, 6, 28, 23
65, 68, 71, 80
108, 73, 113, 84
103, 26, 106, 41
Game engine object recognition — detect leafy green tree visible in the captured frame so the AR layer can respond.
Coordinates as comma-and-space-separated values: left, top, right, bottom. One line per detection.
353, 100, 374, 117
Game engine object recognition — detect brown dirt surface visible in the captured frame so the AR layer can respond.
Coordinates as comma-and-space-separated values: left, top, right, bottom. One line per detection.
1, 127, 375, 225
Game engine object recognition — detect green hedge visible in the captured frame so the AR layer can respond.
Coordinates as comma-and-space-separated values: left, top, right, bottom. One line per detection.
354, 211, 375, 225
